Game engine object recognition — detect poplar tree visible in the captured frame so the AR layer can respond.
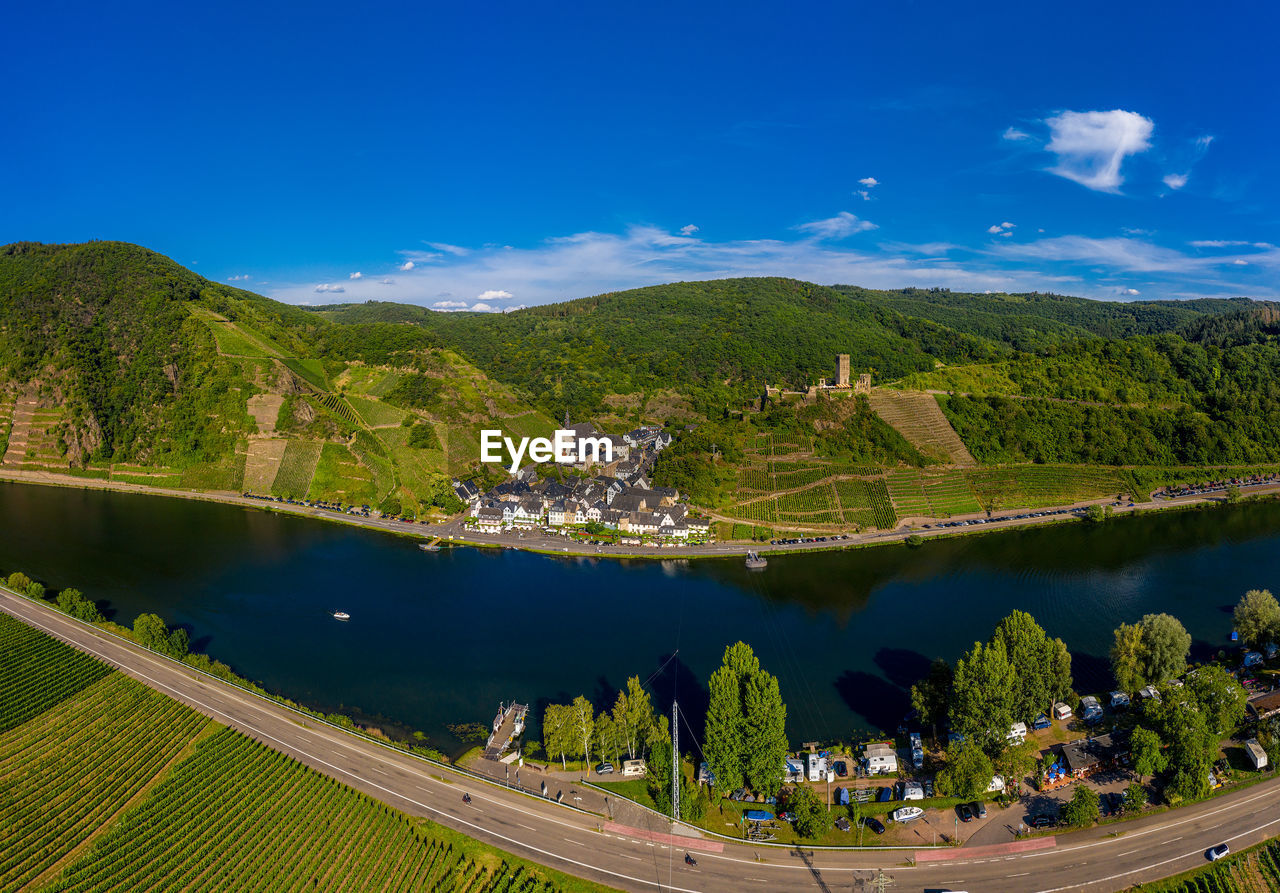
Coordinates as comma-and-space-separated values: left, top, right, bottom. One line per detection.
704, 642, 788, 796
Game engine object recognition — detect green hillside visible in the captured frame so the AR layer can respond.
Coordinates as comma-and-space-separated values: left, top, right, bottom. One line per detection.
6, 241, 1280, 531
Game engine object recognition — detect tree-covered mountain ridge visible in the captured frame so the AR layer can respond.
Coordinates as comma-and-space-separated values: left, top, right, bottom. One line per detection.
5, 240, 1280, 527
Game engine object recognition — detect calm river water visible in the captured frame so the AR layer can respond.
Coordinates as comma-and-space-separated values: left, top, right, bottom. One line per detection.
0, 481, 1272, 754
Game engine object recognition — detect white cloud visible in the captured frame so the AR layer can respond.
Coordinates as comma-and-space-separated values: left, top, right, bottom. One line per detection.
1121, 288, 1141, 296
349, 271, 363, 280
427, 242, 470, 256
262, 224, 1280, 311
988, 222, 1016, 236
314, 283, 346, 293
227, 274, 251, 281
795, 211, 877, 240
1002, 126, 1031, 141
380, 277, 394, 284
858, 177, 879, 188
1123, 227, 1154, 236
432, 300, 468, 309
1163, 173, 1188, 190
1190, 240, 1249, 248
477, 289, 514, 301
1234, 259, 1249, 266
469, 302, 496, 312
680, 224, 699, 236
1045, 109, 1154, 193
399, 261, 416, 271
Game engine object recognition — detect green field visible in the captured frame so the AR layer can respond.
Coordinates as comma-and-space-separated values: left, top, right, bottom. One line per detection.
833, 478, 897, 529
0, 674, 209, 890
270, 440, 324, 497
965, 465, 1127, 511
0, 613, 113, 732
308, 443, 377, 503
347, 394, 406, 427
0, 614, 601, 892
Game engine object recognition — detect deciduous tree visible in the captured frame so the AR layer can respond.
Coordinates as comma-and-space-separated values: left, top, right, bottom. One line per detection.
936, 740, 994, 800
1234, 589, 1280, 648
1062, 785, 1099, 827
949, 639, 1015, 755
1129, 726, 1167, 783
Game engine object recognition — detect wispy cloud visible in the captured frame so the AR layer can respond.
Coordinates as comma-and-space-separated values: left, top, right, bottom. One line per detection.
426, 242, 469, 256
679, 224, 699, 236
987, 222, 1016, 237
858, 177, 879, 188
227, 274, 251, 281
1044, 109, 1154, 193
1163, 173, 1188, 190
795, 211, 877, 240
266, 223, 1279, 311
349, 271, 363, 280
1002, 126, 1031, 141
432, 300, 468, 309
314, 283, 345, 293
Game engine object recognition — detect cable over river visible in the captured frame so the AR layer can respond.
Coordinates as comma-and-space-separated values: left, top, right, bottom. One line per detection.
0, 479, 1275, 755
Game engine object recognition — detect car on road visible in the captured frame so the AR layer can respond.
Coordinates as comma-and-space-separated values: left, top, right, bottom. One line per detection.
1029, 814, 1056, 829
970, 800, 987, 819
858, 816, 886, 835
595, 762, 614, 774
1207, 844, 1230, 861
957, 802, 973, 823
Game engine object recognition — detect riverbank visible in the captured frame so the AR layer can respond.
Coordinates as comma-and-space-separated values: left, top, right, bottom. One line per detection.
3, 465, 1279, 562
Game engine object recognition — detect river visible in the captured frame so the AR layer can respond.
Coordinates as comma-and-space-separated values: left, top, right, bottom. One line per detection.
0, 480, 1271, 755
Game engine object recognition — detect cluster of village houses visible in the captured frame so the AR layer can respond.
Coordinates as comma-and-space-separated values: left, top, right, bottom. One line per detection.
452, 423, 712, 542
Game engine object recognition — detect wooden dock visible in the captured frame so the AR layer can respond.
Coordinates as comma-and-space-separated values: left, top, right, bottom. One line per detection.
484, 702, 529, 760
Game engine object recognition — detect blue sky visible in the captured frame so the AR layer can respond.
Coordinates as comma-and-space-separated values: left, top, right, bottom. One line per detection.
3, 1, 1277, 309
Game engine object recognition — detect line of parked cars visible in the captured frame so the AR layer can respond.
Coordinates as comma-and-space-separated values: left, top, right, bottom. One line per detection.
925, 507, 1084, 530
769, 535, 852, 545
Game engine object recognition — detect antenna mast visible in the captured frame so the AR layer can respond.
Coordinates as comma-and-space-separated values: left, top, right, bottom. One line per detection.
671, 699, 680, 821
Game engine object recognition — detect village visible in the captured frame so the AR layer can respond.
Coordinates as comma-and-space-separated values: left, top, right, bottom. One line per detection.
452, 420, 712, 545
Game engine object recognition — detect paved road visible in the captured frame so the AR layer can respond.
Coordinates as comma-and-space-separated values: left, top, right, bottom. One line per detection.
4, 591, 1279, 891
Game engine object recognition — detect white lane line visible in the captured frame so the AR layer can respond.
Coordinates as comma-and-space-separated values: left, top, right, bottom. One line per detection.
1034, 816, 1280, 892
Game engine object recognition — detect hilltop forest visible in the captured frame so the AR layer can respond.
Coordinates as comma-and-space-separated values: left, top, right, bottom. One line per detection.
3, 241, 1280, 531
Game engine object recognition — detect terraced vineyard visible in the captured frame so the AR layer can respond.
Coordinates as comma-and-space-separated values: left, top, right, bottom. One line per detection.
270, 440, 324, 497
308, 443, 376, 504
0, 674, 209, 890
965, 465, 1126, 511
868, 388, 976, 466
1137, 837, 1280, 891
833, 479, 898, 529
43, 726, 571, 892
0, 613, 112, 733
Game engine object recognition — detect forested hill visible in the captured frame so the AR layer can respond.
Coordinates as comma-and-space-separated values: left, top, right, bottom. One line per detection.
318, 278, 1011, 413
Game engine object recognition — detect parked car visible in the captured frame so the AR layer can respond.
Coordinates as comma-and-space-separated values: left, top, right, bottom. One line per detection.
858, 816, 885, 835
970, 800, 987, 819
778, 811, 795, 822
957, 802, 974, 823
1207, 844, 1231, 861
730, 788, 750, 801
832, 760, 848, 777
596, 762, 614, 774
1029, 814, 1056, 829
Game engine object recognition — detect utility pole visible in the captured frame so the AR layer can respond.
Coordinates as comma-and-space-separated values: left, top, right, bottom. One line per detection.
671, 699, 680, 822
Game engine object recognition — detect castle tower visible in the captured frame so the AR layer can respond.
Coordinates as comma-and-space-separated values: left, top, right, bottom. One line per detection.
836, 354, 850, 388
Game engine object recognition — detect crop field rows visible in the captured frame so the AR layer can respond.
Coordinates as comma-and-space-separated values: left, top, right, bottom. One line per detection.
868, 389, 976, 466
833, 479, 897, 529
346, 394, 405, 428
0, 613, 113, 733
884, 470, 982, 518
43, 727, 558, 892
0, 674, 208, 890
308, 443, 376, 504
319, 392, 360, 425
270, 440, 324, 497
0, 616, 577, 893
178, 453, 247, 492
965, 465, 1126, 510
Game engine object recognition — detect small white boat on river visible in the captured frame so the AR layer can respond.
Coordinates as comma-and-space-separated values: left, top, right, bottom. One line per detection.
332, 611, 351, 621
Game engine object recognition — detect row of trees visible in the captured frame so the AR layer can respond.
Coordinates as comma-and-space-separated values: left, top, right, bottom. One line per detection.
912, 610, 1073, 758
542, 677, 664, 772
